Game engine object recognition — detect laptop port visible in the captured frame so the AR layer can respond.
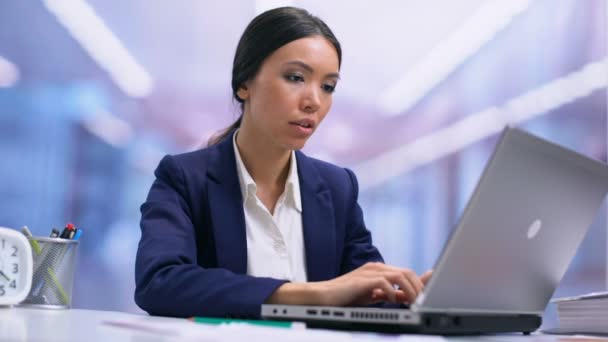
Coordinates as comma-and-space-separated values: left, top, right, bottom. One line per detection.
306, 309, 318, 315
321, 310, 330, 316
425, 317, 432, 327
333, 311, 344, 317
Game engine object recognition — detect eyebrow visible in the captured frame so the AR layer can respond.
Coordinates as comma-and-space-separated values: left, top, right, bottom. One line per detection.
284, 60, 340, 79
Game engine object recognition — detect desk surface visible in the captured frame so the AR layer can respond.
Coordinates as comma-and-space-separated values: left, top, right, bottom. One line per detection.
0, 307, 599, 342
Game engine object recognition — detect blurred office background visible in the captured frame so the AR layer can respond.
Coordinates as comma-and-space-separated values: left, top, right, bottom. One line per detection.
0, 0, 606, 328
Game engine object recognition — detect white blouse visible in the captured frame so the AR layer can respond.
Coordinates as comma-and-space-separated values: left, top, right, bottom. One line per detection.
232, 131, 308, 282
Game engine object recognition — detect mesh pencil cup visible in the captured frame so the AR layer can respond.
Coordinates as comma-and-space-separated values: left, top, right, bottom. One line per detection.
18, 236, 79, 309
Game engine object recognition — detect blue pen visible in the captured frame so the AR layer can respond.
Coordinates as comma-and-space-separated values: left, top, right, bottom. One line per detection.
72, 229, 82, 241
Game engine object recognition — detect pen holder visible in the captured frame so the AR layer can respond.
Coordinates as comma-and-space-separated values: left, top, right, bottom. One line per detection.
19, 237, 79, 309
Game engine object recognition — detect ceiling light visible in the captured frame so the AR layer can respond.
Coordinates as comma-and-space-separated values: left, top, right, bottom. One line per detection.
0, 56, 20, 88
356, 58, 608, 190
379, 0, 530, 116
82, 110, 133, 147
43, 0, 153, 97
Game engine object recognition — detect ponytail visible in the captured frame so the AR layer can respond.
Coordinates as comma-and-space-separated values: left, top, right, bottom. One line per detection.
207, 116, 242, 146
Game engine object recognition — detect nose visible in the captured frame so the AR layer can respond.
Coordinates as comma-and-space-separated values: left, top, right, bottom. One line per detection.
301, 84, 321, 113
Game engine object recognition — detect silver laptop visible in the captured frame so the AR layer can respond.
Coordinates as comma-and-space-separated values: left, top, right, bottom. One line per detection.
262, 127, 608, 334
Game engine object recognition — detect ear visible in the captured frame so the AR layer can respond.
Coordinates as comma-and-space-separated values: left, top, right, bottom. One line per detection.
236, 85, 249, 101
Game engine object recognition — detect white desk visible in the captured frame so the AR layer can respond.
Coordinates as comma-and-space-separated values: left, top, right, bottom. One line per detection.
0, 307, 595, 342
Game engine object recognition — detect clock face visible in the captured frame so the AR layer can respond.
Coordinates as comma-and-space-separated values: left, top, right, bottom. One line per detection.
0, 228, 32, 305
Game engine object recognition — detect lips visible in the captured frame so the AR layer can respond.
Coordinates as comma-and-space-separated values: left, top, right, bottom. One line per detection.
289, 118, 315, 129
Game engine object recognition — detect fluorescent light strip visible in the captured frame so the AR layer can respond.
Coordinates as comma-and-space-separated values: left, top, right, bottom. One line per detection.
379, 0, 530, 116
0, 56, 19, 87
82, 110, 133, 147
43, 0, 153, 97
356, 58, 608, 190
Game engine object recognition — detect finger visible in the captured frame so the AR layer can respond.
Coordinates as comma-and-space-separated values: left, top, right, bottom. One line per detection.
363, 261, 385, 271
389, 269, 422, 298
371, 288, 384, 300
420, 270, 433, 285
371, 288, 387, 302
399, 274, 420, 302
376, 289, 409, 303
376, 264, 425, 295
394, 289, 409, 303
402, 269, 424, 295
382, 271, 417, 302
371, 278, 397, 302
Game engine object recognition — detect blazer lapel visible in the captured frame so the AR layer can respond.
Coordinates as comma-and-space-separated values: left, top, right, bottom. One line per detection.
205, 138, 338, 280
296, 152, 337, 281
207, 135, 248, 274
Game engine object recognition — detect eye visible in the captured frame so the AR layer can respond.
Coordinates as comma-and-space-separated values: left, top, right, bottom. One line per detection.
285, 74, 304, 83
322, 83, 336, 94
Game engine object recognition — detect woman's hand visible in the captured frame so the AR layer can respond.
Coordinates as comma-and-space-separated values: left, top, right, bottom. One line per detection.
370, 269, 433, 303
266, 262, 433, 307
315, 262, 431, 306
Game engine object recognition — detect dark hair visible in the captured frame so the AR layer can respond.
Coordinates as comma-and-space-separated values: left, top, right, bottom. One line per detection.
208, 6, 342, 146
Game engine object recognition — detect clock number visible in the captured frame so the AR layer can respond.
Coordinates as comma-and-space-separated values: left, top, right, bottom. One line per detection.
9, 280, 16, 289
0, 285, 4, 296
12, 264, 18, 274
11, 246, 18, 257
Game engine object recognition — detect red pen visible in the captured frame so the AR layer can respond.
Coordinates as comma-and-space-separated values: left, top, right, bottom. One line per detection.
59, 223, 75, 239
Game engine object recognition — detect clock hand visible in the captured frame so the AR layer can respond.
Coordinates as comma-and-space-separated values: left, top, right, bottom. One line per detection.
0, 270, 10, 282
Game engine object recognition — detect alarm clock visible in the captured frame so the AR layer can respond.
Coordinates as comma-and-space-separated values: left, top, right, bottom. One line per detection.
0, 227, 33, 306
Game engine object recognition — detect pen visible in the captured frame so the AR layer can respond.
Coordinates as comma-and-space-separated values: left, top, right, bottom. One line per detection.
72, 229, 82, 241
46, 267, 69, 305
22, 226, 47, 298
189, 317, 293, 328
50, 229, 60, 238
59, 223, 75, 239
21, 226, 41, 254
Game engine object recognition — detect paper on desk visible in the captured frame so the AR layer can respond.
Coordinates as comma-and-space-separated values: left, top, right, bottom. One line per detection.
473, 334, 608, 341
101, 318, 448, 341
551, 291, 608, 303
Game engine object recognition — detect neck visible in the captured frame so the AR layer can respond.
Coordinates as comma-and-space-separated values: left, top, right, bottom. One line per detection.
235, 128, 291, 189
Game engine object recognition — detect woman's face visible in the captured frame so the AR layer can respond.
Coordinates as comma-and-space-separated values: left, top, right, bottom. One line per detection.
241, 35, 340, 151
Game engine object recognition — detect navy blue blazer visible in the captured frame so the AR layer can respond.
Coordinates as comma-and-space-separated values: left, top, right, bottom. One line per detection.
134, 133, 384, 318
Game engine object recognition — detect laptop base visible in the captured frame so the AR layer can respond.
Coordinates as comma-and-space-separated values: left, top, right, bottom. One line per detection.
304, 312, 541, 335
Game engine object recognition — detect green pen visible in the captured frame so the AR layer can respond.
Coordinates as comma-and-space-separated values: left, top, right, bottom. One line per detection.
21, 226, 41, 254
189, 317, 292, 328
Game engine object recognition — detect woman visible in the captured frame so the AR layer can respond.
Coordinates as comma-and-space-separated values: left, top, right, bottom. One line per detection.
135, 6, 431, 319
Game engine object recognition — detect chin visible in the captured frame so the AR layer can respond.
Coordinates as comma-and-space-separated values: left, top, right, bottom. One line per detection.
286, 143, 306, 151
282, 138, 308, 151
